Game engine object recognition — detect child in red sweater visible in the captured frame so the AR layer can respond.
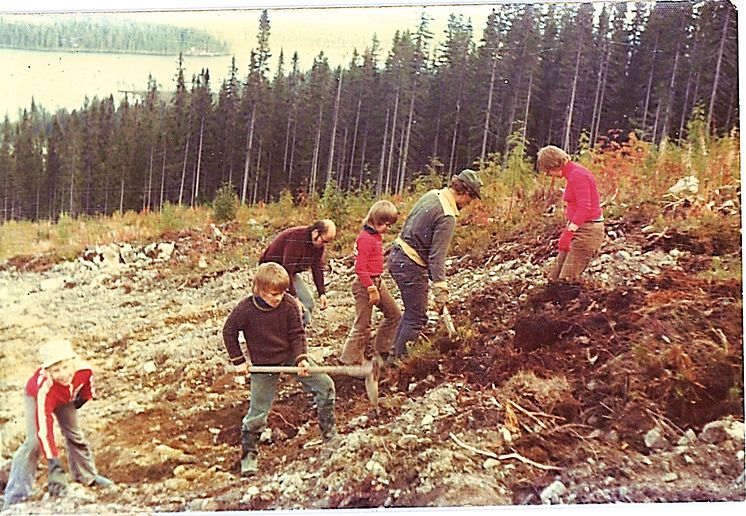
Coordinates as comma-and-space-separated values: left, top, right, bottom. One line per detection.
3, 339, 113, 507
340, 200, 401, 365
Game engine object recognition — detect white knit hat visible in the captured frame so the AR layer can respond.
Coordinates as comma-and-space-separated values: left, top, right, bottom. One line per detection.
40, 339, 77, 369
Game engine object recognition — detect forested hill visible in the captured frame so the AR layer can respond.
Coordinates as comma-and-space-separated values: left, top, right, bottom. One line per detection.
0, 16, 229, 55
0, 1, 738, 223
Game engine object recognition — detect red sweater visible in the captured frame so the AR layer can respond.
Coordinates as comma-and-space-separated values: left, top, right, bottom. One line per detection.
354, 225, 384, 288
561, 161, 602, 226
25, 364, 94, 459
259, 226, 326, 296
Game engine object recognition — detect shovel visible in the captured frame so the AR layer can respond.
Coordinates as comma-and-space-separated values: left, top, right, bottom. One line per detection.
248, 360, 380, 407
442, 306, 456, 338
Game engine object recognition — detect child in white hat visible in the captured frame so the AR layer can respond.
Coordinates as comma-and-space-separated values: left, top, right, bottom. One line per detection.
3, 339, 113, 507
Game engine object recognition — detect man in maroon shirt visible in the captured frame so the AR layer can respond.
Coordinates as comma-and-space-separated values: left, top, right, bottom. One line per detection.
4, 339, 113, 507
259, 219, 336, 327
537, 145, 605, 281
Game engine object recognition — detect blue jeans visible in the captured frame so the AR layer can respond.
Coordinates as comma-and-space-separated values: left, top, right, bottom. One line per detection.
293, 273, 315, 327
388, 246, 429, 357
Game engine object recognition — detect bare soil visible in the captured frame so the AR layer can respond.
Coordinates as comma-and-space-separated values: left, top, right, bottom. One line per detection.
0, 209, 743, 512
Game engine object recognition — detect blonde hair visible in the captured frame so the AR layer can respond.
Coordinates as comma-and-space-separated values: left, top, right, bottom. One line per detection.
537, 145, 571, 173
364, 200, 398, 226
252, 262, 290, 296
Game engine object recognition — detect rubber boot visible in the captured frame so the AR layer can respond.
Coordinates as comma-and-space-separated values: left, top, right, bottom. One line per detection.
88, 475, 114, 488
318, 403, 338, 442
240, 431, 260, 477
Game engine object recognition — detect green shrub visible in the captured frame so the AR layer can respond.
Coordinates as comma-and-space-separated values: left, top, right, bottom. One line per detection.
213, 182, 238, 223
159, 202, 183, 233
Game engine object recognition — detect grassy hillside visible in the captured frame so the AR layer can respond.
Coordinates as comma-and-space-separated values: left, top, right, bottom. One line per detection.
0, 128, 740, 279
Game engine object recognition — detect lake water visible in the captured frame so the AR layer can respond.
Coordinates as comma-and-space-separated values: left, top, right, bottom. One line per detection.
1, 47, 242, 121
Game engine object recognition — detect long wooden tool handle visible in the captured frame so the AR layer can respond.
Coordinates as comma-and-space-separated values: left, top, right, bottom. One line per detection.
248, 365, 369, 377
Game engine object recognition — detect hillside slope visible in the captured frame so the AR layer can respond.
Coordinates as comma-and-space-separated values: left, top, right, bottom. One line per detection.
0, 207, 743, 512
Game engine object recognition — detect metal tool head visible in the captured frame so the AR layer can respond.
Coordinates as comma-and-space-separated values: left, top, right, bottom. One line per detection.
362, 359, 380, 407
442, 306, 456, 338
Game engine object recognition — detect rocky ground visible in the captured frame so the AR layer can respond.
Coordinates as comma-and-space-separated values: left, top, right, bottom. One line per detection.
0, 211, 743, 513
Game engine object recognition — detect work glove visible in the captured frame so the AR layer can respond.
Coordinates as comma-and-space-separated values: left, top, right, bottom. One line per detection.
73, 390, 88, 410
558, 228, 575, 252
433, 285, 449, 313
47, 458, 68, 497
367, 285, 380, 306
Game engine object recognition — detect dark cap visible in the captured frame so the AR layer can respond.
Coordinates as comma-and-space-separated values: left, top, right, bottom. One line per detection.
456, 169, 483, 199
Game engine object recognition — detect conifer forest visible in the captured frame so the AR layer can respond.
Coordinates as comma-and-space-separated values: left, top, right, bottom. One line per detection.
0, 0, 738, 223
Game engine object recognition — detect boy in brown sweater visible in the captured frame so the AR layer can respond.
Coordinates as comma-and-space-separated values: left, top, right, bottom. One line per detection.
223, 262, 337, 477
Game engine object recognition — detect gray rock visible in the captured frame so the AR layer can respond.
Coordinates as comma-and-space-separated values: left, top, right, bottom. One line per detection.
644, 427, 669, 450
540, 480, 566, 504
639, 264, 654, 275
677, 428, 697, 446
615, 250, 632, 260
700, 418, 745, 445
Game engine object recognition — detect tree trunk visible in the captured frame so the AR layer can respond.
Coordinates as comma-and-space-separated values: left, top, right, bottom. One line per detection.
178, 139, 190, 206
385, 87, 400, 194
252, 138, 262, 205
481, 53, 498, 163
707, 6, 730, 133
310, 103, 323, 193
160, 138, 166, 210
660, 43, 681, 143
642, 37, 659, 134
678, 38, 698, 143
399, 77, 417, 195
338, 127, 347, 189
522, 73, 533, 144
348, 94, 362, 190
193, 116, 204, 207
448, 100, 460, 177
326, 74, 343, 185
358, 122, 369, 188
289, 116, 297, 185
563, 39, 583, 151
377, 108, 390, 197
146, 146, 154, 211
395, 117, 406, 194
590, 42, 609, 145
240, 106, 256, 205
69, 152, 75, 217
593, 48, 610, 144
119, 176, 124, 214
282, 105, 293, 178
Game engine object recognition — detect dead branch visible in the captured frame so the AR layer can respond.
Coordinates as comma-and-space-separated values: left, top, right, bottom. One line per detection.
497, 452, 563, 471
449, 432, 498, 459
507, 399, 566, 425
545, 423, 593, 436
644, 407, 685, 435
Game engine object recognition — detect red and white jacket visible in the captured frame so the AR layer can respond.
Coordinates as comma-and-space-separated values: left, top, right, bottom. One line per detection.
25, 361, 94, 459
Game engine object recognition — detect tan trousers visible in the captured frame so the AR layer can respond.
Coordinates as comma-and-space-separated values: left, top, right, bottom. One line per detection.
340, 276, 401, 364
549, 222, 605, 281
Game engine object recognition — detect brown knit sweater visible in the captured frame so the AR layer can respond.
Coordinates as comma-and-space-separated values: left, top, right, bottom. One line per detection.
222, 293, 308, 366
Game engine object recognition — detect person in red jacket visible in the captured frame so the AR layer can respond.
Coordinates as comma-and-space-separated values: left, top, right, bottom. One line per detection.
3, 339, 113, 507
537, 145, 605, 282
259, 219, 336, 327
339, 200, 401, 365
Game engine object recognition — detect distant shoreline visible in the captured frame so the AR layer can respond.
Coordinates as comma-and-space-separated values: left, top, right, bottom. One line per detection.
0, 45, 231, 57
